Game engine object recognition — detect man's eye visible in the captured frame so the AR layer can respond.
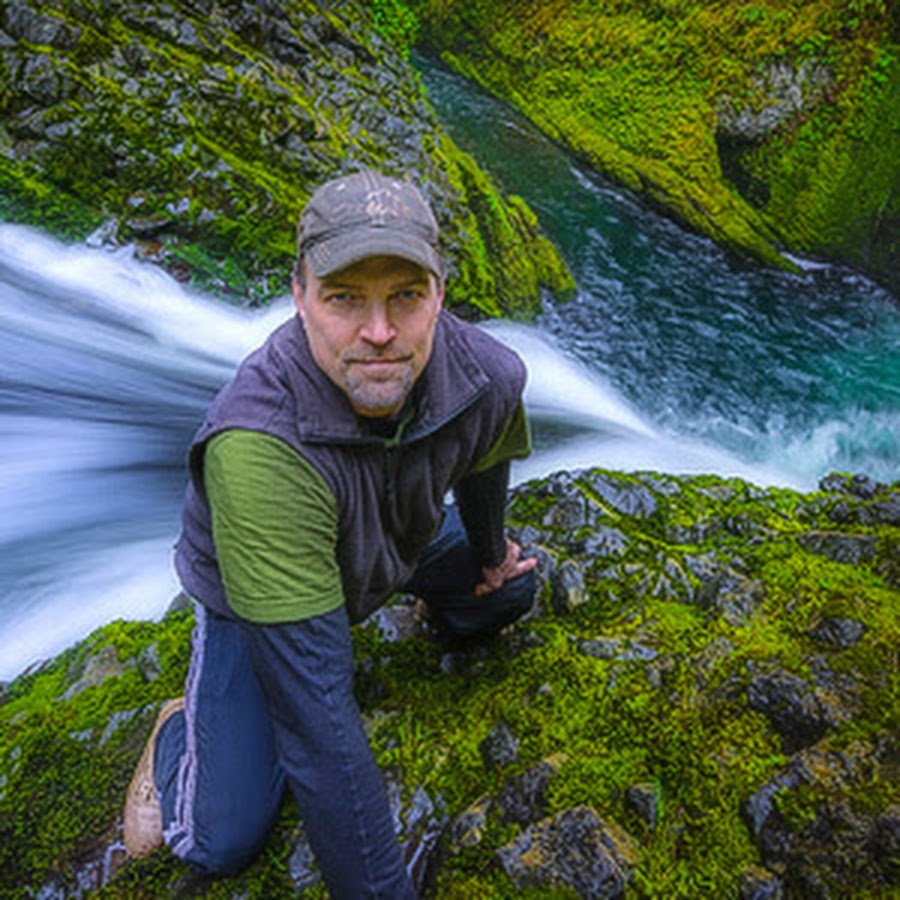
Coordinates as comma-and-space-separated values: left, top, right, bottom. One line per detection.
327, 292, 359, 304
392, 289, 423, 303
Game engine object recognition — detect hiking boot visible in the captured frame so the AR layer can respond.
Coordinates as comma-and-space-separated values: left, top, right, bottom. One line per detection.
123, 697, 185, 858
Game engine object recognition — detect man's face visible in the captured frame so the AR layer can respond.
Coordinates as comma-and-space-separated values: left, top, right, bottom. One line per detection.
293, 255, 444, 417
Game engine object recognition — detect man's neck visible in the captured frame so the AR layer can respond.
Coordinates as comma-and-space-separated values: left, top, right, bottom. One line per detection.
356, 394, 417, 444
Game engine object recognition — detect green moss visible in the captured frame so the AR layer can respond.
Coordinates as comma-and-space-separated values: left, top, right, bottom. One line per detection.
0, 611, 194, 896
730, 41, 899, 279
1, 0, 573, 314
0, 157, 105, 240
417, 0, 897, 283
2, 462, 895, 896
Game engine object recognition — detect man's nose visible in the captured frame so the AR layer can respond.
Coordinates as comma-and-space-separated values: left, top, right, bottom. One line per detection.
359, 300, 396, 345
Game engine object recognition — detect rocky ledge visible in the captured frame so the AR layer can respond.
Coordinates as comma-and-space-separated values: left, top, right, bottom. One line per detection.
1, 468, 897, 897
0, 0, 575, 315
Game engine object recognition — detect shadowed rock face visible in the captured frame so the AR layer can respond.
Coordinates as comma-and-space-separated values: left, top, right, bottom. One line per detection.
0, 0, 575, 313
1, 468, 897, 897
747, 670, 838, 753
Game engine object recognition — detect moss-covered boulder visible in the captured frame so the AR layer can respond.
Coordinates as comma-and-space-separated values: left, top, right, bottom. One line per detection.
1, 470, 897, 897
0, 0, 575, 314
413, 0, 899, 292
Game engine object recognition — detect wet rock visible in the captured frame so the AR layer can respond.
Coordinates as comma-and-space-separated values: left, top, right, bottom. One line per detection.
515, 540, 555, 595
797, 530, 877, 566
61, 645, 133, 701
496, 806, 636, 898
717, 59, 834, 141
743, 747, 895, 894
575, 525, 630, 559
480, 721, 520, 770
401, 787, 445, 894
542, 492, 587, 530
819, 472, 885, 499
577, 637, 621, 660
447, 795, 492, 851
747, 670, 836, 752
693, 564, 765, 624
99, 708, 141, 746
738, 865, 784, 900
625, 783, 659, 830
287, 827, 320, 891
829, 494, 900, 528
497, 756, 563, 825
550, 559, 587, 614
867, 806, 900, 883
369, 601, 424, 643
165, 591, 193, 615
136, 642, 162, 682
622, 552, 695, 604
578, 637, 657, 663
806, 617, 866, 650
581, 472, 657, 518
743, 757, 814, 860
381, 771, 446, 892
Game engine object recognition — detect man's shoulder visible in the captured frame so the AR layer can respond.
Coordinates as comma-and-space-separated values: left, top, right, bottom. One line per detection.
437, 311, 527, 390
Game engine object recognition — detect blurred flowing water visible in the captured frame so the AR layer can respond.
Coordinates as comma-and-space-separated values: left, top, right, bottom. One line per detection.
1, 61, 898, 680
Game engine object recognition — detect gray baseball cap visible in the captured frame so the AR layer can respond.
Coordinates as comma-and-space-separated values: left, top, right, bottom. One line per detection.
296, 170, 444, 279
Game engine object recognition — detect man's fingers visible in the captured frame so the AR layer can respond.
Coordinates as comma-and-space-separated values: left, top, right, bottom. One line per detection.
474, 548, 537, 596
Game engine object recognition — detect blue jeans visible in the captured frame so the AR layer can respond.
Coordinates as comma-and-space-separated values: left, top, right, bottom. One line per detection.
155, 506, 535, 894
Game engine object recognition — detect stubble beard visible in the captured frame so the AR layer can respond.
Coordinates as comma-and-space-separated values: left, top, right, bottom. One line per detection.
343, 362, 415, 417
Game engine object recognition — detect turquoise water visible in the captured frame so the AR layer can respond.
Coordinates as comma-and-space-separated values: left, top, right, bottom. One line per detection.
418, 55, 900, 489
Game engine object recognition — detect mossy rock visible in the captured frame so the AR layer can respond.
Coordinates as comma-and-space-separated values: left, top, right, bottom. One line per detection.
0, 0, 575, 314
414, 0, 898, 292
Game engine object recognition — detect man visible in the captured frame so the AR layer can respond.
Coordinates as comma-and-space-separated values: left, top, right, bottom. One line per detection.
123, 169, 537, 896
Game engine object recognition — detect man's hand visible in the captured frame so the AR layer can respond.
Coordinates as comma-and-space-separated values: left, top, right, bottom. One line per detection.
474, 537, 537, 596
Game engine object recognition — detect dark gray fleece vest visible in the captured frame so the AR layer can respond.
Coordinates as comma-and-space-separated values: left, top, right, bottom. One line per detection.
174, 310, 526, 624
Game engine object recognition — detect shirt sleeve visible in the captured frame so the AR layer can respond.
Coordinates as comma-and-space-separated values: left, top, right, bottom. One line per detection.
452, 401, 531, 568
453, 460, 510, 568
204, 429, 345, 623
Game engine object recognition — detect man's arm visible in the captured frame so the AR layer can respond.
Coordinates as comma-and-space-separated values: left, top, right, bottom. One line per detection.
204, 430, 414, 896
452, 402, 537, 595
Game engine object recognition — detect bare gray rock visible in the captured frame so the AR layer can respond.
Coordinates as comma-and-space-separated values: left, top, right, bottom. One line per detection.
496, 806, 636, 898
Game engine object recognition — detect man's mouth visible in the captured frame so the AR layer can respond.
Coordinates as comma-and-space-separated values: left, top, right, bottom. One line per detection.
349, 357, 411, 369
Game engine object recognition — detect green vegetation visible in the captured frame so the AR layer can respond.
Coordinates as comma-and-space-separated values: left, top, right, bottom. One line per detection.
402, 0, 898, 288
0, 0, 575, 313
2, 470, 896, 897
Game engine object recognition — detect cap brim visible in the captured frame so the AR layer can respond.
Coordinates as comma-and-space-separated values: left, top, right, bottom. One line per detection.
306, 227, 444, 279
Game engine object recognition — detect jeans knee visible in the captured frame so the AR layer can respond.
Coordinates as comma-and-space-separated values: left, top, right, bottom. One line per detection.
184, 834, 266, 877
502, 568, 537, 621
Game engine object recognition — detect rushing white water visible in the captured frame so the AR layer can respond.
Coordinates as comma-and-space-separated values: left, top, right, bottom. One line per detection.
420, 54, 900, 492
486, 321, 813, 490
2, 221, 863, 680
0, 225, 290, 680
